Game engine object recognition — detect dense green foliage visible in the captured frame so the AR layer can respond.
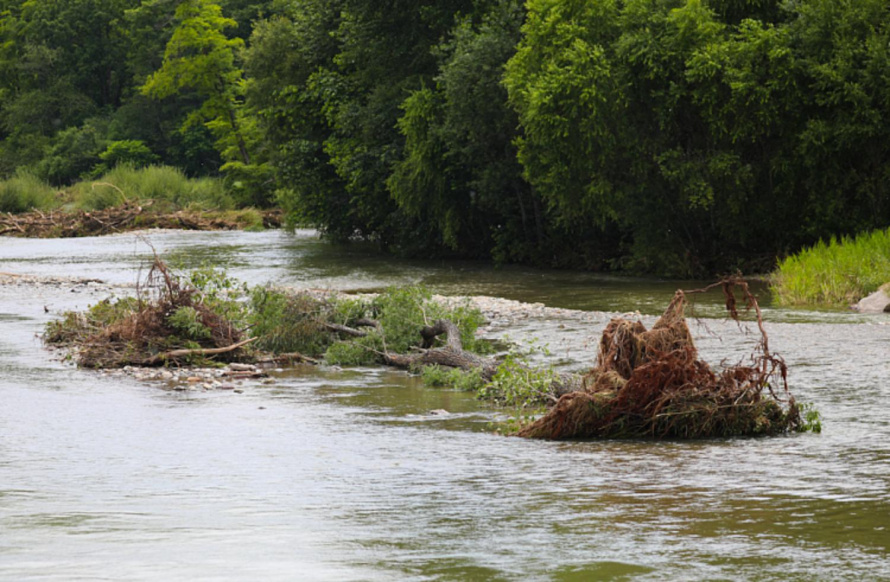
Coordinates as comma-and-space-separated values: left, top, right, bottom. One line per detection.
3, 0, 890, 276
773, 227, 890, 306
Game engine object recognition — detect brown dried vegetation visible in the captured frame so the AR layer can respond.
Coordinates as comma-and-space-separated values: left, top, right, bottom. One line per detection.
519, 278, 801, 440
0, 203, 281, 237
58, 258, 247, 368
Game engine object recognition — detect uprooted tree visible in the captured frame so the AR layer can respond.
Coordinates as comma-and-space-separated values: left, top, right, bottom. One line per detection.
44, 256, 815, 439
519, 280, 803, 439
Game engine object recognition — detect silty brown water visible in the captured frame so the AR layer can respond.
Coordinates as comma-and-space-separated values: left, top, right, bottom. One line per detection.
1, 230, 887, 580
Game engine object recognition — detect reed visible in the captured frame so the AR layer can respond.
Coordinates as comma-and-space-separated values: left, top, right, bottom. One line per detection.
772, 228, 890, 307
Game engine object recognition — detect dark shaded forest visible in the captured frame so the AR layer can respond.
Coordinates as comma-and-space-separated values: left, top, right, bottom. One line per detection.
1, 0, 888, 276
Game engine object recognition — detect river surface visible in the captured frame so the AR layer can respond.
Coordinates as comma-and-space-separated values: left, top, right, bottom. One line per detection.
1, 230, 888, 581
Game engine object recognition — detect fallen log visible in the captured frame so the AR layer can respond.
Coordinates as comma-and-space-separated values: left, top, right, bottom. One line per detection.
256, 352, 321, 365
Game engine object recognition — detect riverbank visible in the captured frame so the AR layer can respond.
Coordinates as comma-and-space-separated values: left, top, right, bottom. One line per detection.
0, 205, 282, 238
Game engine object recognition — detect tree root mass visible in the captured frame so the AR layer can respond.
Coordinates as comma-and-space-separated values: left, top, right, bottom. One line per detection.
519, 279, 800, 439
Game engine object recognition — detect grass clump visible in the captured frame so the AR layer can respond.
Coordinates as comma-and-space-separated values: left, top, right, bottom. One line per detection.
773, 227, 890, 307
0, 171, 56, 213
73, 165, 233, 212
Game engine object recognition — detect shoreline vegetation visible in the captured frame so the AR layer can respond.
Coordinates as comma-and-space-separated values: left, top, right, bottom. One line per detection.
40, 257, 820, 440
2, 163, 886, 310
1, 1, 889, 282
0, 165, 280, 237
772, 227, 890, 308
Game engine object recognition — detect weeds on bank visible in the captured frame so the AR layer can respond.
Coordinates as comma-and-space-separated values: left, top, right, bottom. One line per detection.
0, 165, 235, 215
0, 171, 57, 213
773, 227, 890, 306
74, 165, 233, 212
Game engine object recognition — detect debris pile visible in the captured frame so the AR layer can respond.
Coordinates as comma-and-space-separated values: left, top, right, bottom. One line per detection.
519, 279, 801, 439
1, 203, 281, 237
46, 257, 250, 368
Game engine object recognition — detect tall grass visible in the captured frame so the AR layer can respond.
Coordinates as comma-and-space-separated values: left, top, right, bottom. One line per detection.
73, 165, 234, 211
0, 171, 57, 213
1, 165, 235, 214
772, 228, 890, 306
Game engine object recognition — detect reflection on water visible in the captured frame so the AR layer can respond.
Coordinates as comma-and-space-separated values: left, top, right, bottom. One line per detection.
1, 230, 888, 580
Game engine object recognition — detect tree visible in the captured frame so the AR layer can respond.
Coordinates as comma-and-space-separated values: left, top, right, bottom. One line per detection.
243, 1, 351, 231
390, 0, 566, 263
142, 0, 250, 164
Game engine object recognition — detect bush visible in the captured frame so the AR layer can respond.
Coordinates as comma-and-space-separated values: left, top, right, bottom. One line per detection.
95, 140, 159, 173
0, 171, 57, 213
35, 122, 106, 185
773, 228, 890, 306
370, 286, 488, 354
249, 287, 335, 355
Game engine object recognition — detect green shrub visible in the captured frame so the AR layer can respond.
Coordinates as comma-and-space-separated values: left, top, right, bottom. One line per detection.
773, 228, 890, 306
35, 122, 106, 185
187, 265, 248, 326
0, 171, 56, 213
480, 354, 559, 408
370, 286, 488, 354
98, 140, 159, 170
421, 365, 486, 392
167, 306, 212, 340
324, 336, 383, 366
249, 287, 335, 355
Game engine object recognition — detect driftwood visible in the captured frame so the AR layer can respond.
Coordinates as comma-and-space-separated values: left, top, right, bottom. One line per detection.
256, 352, 321, 365
518, 277, 801, 440
139, 337, 258, 366
0, 203, 283, 238
324, 319, 381, 338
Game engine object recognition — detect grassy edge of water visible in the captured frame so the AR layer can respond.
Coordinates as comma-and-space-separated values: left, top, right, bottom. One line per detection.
772, 227, 890, 307
1, 165, 239, 215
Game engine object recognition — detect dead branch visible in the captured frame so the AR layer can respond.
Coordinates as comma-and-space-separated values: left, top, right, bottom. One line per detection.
141, 337, 257, 366
256, 352, 321, 365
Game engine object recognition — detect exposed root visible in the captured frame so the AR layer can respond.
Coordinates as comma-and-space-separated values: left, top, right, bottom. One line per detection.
519, 277, 799, 440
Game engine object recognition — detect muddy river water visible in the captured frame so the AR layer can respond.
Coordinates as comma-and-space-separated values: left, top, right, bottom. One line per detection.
1, 230, 888, 581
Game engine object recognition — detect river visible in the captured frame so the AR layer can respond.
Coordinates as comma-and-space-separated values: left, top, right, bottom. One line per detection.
1, 230, 888, 581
